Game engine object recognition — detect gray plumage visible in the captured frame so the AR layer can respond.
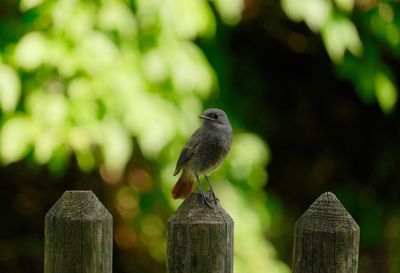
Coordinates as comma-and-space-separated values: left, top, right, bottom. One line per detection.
172, 108, 232, 205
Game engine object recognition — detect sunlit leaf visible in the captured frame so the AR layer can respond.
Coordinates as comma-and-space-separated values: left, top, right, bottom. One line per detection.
19, 0, 45, 11
99, 118, 133, 173
168, 0, 215, 38
27, 91, 68, 126
0, 116, 33, 164
98, 1, 138, 39
14, 32, 47, 70
281, 0, 332, 32
214, 0, 244, 25
52, 0, 94, 41
167, 41, 215, 97
322, 15, 363, 63
334, 0, 354, 12
0, 65, 21, 113
77, 31, 119, 75
375, 72, 398, 114
136, 0, 161, 35
34, 130, 62, 164
68, 127, 91, 151
142, 49, 169, 84
228, 133, 270, 188
132, 98, 175, 158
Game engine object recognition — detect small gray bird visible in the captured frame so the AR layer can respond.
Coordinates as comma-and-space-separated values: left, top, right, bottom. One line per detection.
172, 108, 232, 206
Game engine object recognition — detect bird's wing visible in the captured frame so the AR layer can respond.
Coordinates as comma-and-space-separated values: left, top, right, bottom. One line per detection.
173, 144, 197, 176
173, 129, 200, 176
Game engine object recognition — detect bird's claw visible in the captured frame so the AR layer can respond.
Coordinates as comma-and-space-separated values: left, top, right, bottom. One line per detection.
199, 191, 213, 208
210, 191, 219, 204
204, 176, 218, 204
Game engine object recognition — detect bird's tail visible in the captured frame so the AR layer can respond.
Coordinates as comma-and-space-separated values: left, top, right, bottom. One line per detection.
172, 171, 194, 199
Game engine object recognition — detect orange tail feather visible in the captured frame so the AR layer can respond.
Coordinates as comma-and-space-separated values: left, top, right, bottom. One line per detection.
172, 173, 194, 199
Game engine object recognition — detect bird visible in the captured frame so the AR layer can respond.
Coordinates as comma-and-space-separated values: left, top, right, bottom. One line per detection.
171, 108, 232, 206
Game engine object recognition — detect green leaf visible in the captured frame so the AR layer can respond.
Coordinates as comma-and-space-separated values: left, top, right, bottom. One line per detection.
77, 31, 119, 75
334, 0, 354, 12
0, 116, 33, 164
98, 1, 138, 39
0, 65, 21, 113
34, 130, 62, 164
167, 41, 215, 97
281, 0, 332, 32
228, 133, 270, 187
19, 0, 45, 11
375, 72, 398, 114
99, 119, 133, 173
170, 0, 215, 38
214, 0, 244, 25
142, 49, 169, 84
48, 145, 70, 173
14, 32, 47, 70
76, 148, 96, 172
322, 14, 363, 63
27, 91, 68, 126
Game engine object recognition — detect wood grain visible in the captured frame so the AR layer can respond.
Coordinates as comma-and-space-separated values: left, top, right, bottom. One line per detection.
167, 192, 234, 273
292, 192, 359, 273
44, 191, 112, 273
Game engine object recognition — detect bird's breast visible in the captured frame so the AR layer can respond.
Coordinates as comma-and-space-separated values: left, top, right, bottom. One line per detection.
188, 129, 232, 175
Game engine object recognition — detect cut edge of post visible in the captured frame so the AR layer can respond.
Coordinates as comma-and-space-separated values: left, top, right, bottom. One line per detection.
46, 190, 111, 221
44, 190, 113, 273
292, 191, 360, 273
296, 191, 359, 228
168, 192, 234, 224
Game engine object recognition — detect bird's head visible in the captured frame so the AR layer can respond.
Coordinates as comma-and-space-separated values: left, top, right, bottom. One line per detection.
198, 108, 230, 126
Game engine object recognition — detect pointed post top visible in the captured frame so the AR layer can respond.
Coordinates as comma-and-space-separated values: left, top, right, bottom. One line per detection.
296, 191, 359, 232
44, 190, 113, 273
45, 190, 111, 221
167, 192, 234, 273
292, 192, 360, 273
168, 192, 233, 225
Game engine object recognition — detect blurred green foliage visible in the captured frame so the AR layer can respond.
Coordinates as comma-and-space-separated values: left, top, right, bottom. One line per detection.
0, 0, 289, 273
282, 0, 399, 114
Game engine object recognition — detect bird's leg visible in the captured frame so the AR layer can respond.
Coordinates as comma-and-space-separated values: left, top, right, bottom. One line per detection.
196, 175, 212, 208
205, 175, 219, 204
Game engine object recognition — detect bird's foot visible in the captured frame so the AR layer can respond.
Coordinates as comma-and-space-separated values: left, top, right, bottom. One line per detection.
198, 191, 213, 208
209, 190, 219, 204
204, 175, 218, 204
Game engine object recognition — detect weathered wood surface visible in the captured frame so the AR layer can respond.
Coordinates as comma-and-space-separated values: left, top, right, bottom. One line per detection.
292, 192, 360, 273
167, 192, 234, 273
44, 191, 113, 273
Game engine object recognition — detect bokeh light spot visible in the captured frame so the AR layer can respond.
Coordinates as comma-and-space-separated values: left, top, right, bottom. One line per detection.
115, 186, 139, 219
288, 32, 308, 53
379, 3, 394, 23
115, 225, 137, 250
128, 168, 153, 193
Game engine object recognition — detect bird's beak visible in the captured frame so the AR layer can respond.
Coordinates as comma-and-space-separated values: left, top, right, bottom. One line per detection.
198, 115, 213, 121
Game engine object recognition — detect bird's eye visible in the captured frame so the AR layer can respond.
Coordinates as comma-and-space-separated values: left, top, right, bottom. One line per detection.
209, 113, 218, 120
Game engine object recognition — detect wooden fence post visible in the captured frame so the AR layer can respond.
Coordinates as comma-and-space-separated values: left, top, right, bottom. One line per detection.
167, 192, 234, 273
44, 190, 113, 273
292, 192, 360, 273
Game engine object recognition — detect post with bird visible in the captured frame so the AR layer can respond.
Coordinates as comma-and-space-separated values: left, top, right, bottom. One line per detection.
292, 192, 360, 273
167, 109, 234, 273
